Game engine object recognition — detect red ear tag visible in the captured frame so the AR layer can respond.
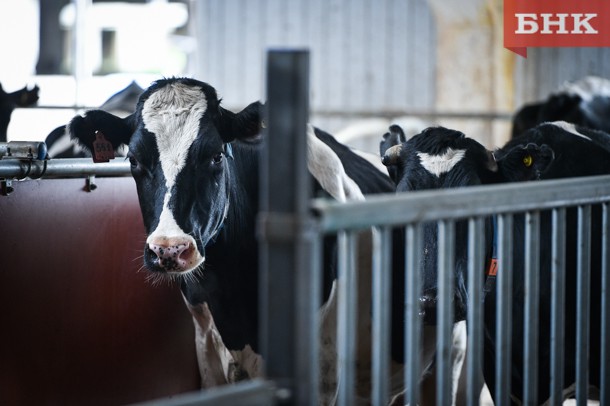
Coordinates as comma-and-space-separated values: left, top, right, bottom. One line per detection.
92, 131, 115, 163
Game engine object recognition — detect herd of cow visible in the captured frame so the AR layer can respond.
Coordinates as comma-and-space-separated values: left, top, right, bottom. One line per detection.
3, 75, 610, 405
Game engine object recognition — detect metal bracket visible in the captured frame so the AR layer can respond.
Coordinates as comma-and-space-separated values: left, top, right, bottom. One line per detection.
85, 175, 98, 192
1, 179, 14, 196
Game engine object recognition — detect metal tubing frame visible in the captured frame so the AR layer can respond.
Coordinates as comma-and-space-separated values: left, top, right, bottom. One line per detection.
576, 205, 592, 404
495, 213, 513, 405
466, 217, 485, 406
0, 158, 131, 179
523, 211, 541, 404
437, 220, 455, 406
405, 223, 422, 406
258, 49, 314, 405
371, 227, 392, 406
602, 203, 610, 406
550, 208, 567, 405
336, 231, 358, 406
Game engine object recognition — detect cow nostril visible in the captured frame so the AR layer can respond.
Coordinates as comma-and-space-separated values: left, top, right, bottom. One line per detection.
147, 240, 195, 271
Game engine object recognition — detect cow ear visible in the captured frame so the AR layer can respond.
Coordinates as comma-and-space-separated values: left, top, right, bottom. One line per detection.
69, 110, 135, 153
218, 101, 264, 143
485, 150, 498, 172
380, 124, 406, 158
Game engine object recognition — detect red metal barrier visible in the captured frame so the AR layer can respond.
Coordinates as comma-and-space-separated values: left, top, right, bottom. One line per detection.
0, 178, 199, 405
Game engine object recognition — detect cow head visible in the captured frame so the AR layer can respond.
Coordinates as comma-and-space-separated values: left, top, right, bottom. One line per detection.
0, 83, 40, 142
381, 125, 554, 323
70, 78, 263, 278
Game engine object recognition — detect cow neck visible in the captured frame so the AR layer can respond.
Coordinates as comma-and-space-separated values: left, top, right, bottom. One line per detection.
212, 141, 259, 246
483, 215, 498, 295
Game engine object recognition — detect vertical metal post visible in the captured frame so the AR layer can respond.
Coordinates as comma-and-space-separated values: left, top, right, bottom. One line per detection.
437, 220, 455, 406
405, 223, 422, 406
496, 213, 513, 405
602, 203, 610, 406
524, 211, 540, 404
259, 49, 315, 405
371, 227, 392, 406
576, 205, 591, 405
466, 217, 484, 406
550, 207, 566, 405
336, 231, 358, 406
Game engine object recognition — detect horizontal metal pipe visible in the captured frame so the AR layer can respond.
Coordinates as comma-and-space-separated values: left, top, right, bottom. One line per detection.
0, 158, 131, 179
312, 175, 610, 232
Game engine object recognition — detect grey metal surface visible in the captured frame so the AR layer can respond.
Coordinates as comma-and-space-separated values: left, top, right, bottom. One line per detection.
312, 175, 610, 232
576, 205, 592, 405
336, 231, 358, 406
437, 220, 455, 406
523, 211, 541, 405
550, 208, 567, 405
466, 217, 485, 406
257, 49, 315, 405
602, 203, 610, 406
371, 227, 391, 406
0, 157, 131, 179
495, 214, 513, 406
405, 223, 422, 406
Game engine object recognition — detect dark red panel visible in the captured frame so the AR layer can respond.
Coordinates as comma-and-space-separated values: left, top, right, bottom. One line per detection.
0, 178, 199, 405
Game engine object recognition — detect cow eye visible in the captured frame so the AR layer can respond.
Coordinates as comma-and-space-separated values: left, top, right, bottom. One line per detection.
212, 153, 223, 165
523, 155, 533, 167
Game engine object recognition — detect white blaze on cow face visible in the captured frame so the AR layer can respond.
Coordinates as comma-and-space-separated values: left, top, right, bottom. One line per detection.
551, 120, 592, 142
417, 148, 466, 177
142, 82, 208, 272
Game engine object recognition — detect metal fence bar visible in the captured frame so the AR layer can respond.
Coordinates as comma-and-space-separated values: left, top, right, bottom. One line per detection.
602, 203, 610, 406
312, 175, 610, 232
371, 227, 392, 406
258, 49, 313, 405
466, 217, 485, 406
437, 220, 455, 406
496, 213, 513, 405
550, 208, 567, 405
0, 157, 131, 179
405, 223, 422, 406
131, 380, 276, 406
336, 231, 358, 406
576, 205, 592, 405
524, 211, 540, 404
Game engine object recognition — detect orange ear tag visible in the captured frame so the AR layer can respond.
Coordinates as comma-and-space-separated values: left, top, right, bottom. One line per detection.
92, 131, 115, 163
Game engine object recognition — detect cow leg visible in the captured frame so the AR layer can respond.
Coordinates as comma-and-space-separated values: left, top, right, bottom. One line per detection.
390, 321, 467, 406
183, 297, 238, 388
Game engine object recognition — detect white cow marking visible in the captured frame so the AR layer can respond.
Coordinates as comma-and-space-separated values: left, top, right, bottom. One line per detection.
417, 148, 466, 177
551, 120, 592, 142
142, 82, 207, 266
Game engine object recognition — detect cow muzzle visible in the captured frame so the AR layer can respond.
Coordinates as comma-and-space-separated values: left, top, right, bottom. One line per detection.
146, 236, 203, 273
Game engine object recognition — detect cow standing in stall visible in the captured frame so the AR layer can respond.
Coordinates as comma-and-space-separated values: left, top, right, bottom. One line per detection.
381, 121, 610, 404
67, 77, 415, 403
0, 82, 39, 142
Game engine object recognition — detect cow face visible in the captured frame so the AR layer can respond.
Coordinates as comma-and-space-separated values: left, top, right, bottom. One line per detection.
69, 78, 262, 277
381, 125, 554, 323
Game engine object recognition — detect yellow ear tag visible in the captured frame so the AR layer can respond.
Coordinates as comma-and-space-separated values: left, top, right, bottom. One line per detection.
523, 155, 533, 167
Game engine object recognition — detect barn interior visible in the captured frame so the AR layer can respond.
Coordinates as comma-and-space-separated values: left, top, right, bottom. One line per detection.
1, 1, 609, 405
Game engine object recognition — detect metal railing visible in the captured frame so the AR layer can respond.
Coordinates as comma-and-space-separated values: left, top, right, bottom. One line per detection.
311, 175, 610, 405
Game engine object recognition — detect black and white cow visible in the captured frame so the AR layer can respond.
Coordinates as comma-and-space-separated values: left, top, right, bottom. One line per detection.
512, 76, 610, 138
67, 77, 400, 399
0, 82, 40, 142
382, 121, 610, 404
